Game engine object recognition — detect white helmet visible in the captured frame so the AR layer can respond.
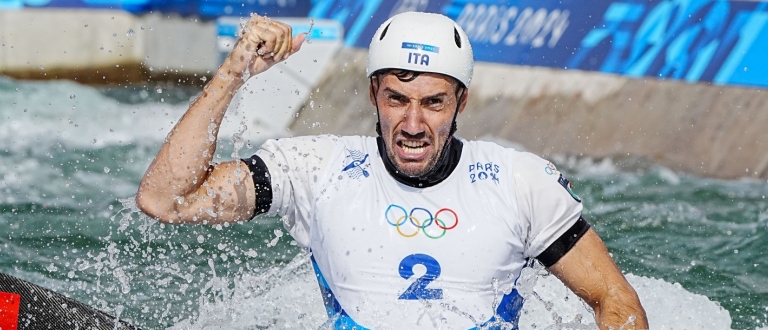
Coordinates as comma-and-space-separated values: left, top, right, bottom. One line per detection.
367, 11, 474, 87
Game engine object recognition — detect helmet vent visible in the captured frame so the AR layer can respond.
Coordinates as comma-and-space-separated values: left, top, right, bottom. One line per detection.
454, 27, 462, 48
380, 23, 391, 40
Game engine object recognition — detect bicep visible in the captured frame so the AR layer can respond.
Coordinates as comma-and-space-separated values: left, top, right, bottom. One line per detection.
172, 160, 256, 224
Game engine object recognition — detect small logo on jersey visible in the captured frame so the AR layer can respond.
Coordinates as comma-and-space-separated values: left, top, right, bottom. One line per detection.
342, 149, 370, 179
469, 162, 500, 184
385, 204, 458, 239
545, 162, 560, 176
558, 174, 582, 203
402, 42, 439, 67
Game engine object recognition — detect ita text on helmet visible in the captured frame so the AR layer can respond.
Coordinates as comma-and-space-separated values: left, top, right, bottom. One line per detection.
367, 12, 474, 88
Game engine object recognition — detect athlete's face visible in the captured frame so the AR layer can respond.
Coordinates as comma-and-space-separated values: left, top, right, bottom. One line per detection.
370, 72, 467, 177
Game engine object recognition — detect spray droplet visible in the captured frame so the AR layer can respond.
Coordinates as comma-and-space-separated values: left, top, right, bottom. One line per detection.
69, 94, 76, 99
103, 167, 110, 173
126, 28, 135, 36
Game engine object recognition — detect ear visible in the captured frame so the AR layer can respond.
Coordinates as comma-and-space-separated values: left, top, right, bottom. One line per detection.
457, 87, 469, 114
369, 77, 378, 107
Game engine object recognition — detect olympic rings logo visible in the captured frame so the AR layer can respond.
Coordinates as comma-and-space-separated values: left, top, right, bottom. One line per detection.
385, 204, 459, 239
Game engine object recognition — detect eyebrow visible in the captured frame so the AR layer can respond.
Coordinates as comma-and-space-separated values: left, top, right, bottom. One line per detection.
382, 88, 450, 100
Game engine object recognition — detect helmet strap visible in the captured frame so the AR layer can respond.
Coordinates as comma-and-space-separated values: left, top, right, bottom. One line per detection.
371, 76, 383, 136
449, 87, 466, 136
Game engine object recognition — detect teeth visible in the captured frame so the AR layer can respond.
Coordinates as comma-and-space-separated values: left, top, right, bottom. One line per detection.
401, 141, 426, 154
402, 141, 425, 147
404, 147, 425, 154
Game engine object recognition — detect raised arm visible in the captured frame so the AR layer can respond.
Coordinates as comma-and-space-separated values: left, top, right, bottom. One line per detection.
548, 228, 649, 329
136, 16, 305, 224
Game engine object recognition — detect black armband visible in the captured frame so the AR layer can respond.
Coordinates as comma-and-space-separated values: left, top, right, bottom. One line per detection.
241, 155, 273, 219
536, 216, 591, 267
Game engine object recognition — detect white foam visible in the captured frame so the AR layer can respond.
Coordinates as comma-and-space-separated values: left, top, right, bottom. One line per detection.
0, 78, 265, 151
169, 254, 733, 330
518, 268, 732, 329
168, 252, 327, 330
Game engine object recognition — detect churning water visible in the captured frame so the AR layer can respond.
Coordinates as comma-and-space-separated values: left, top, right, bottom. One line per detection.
0, 76, 767, 329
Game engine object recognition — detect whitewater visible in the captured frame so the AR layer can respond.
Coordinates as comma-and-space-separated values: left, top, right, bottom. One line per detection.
0, 76, 766, 329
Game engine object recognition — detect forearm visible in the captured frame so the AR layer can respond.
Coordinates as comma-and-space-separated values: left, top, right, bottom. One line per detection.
549, 229, 649, 330
144, 66, 244, 189
138, 64, 244, 199
592, 289, 649, 329
137, 15, 302, 222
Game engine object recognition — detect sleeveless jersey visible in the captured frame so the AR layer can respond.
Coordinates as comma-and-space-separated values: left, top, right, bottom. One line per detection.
254, 135, 583, 329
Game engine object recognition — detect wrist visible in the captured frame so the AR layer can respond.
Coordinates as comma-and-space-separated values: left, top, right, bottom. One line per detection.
212, 61, 248, 93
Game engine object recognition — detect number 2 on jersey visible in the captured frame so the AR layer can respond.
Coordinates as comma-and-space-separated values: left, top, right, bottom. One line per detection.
398, 254, 443, 300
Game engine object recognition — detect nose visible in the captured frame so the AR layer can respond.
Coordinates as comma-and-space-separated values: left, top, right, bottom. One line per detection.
401, 102, 424, 136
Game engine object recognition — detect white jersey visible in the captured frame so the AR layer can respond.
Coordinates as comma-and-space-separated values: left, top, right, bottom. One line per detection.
255, 135, 583, 329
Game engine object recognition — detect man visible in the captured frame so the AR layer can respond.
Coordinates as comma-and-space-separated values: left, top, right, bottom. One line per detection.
137, 12, 648, 329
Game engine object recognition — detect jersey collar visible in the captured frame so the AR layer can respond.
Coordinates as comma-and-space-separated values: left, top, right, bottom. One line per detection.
376, 136, 463, 188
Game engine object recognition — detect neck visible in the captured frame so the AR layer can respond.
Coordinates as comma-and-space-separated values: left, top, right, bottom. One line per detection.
377, 137, 463, 188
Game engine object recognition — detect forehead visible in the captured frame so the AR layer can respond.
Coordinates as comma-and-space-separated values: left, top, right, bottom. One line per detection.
377, 72, 457, 96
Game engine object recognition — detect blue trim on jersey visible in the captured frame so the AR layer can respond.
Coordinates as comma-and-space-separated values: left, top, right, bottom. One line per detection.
310, 254, 371, 330
470, 289, 524, 330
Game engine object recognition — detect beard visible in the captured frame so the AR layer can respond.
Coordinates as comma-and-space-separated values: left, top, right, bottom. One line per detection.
384, 130, 446, 178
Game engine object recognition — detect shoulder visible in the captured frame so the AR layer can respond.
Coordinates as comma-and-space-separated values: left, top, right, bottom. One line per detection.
336, 135, 377, 149
462, 139, 563, 185
461, 139, 548, 170
268, 134, 374, 148
258, 134, 347, 155
257, 135, 377, 165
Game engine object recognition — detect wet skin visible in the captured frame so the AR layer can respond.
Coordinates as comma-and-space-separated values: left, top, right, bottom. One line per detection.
369, 72, 467, 177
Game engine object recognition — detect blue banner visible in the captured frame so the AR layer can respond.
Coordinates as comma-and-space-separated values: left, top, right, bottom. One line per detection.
442, 0, 768, 87
0, 0, 150, 12
0, 0, 311, 16
3, 0, 767, 88
307, 0, 768, 88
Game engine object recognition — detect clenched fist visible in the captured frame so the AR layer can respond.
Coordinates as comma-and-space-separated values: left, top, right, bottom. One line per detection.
224, 15, 307, 79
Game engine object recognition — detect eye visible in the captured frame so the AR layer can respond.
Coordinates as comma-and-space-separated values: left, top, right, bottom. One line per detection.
423, 97, 445, 110
388, 94, 408, 106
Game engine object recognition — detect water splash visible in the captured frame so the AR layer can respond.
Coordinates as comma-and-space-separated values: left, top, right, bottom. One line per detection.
168, 252, 325, 329
230, 120, 247, 160
306, 17, 315, 44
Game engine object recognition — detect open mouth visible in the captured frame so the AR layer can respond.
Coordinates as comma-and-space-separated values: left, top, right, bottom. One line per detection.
398, 140, 429, 155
